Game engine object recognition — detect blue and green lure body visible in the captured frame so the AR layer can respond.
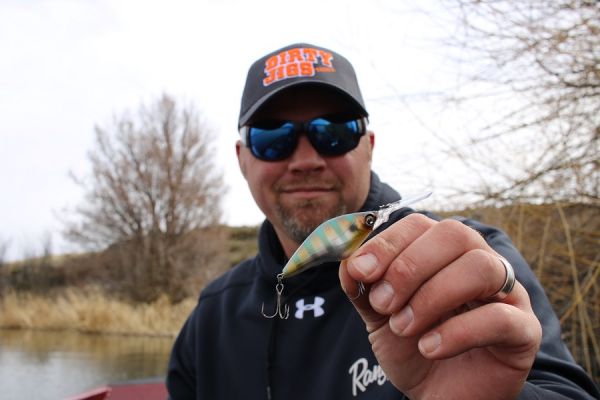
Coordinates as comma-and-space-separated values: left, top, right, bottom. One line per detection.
281, 211, 377, 278
262, 191, 432, 319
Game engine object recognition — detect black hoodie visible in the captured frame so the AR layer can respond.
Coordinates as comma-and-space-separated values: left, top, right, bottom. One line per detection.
167, 173, 599, 399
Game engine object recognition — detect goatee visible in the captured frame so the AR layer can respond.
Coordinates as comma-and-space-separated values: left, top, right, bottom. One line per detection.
276, 198, 347, 244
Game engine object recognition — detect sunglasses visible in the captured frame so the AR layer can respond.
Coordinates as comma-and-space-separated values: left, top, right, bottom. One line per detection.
240, 114, 368, 161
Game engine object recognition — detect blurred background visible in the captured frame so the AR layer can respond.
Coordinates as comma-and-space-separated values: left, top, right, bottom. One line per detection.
0, 0, 598, 398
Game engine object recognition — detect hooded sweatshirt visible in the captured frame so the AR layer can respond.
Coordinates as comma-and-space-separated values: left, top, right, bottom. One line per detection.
167, 173, 599, 400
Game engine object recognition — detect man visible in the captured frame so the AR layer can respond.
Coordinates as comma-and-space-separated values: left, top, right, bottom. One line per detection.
167, 43, 599, 399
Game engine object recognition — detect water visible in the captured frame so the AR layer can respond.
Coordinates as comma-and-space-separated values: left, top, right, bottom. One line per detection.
0, 329, 174, 400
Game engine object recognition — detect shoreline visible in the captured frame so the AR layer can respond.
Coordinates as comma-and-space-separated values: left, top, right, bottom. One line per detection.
0, 325, 177, 338
0, 288, 196, 337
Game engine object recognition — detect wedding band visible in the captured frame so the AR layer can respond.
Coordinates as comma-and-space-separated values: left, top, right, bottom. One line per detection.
490, 256, 516, 301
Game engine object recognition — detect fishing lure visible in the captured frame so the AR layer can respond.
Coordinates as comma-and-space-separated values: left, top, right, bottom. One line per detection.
262, 191, 432, 319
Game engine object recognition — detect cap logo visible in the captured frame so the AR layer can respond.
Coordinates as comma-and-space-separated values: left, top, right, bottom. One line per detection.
263, 47, 335, 87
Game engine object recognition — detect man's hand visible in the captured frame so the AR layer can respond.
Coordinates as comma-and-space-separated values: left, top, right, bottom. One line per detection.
339, 213, 542, 400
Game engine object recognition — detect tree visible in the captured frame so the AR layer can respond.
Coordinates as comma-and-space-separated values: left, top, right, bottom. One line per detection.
431, 0, 599, 205
65, 94, 227, 301
0, 237, 8, 269
426, 0, 600, 379
0, 237, 9, 295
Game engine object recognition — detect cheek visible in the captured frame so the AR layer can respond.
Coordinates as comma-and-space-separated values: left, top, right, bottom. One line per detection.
240, 149, 277, 186
248, 165, 279, 187
244, 162, 283, 207
333, 149, 372, 207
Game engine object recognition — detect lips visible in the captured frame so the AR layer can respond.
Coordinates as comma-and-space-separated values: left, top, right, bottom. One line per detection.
277, 182, 338, 200
281, 187, 332, 199
280, 186, 333, 193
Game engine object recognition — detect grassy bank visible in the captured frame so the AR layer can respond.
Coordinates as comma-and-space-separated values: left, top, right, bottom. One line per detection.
442, 201, 600, 381
0, 288, 196, 337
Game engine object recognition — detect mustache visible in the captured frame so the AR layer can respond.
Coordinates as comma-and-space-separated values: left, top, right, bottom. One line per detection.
275, 179, 341, 192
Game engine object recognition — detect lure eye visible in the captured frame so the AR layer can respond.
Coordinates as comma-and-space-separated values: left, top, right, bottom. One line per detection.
364, 213, 377, 228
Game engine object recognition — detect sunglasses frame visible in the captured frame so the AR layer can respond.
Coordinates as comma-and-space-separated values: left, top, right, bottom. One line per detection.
239, 115, 368, 161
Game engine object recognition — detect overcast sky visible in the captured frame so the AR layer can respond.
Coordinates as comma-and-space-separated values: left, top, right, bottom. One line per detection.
0, 0, 472, 260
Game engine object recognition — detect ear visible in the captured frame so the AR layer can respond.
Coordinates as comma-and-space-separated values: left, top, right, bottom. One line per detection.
236, 140, 248, 179
365, 130, 375, 161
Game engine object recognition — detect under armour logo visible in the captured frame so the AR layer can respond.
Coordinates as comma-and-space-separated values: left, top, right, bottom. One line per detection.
295, 296, 325, 319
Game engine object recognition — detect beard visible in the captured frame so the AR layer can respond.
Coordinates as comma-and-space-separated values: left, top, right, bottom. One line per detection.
275, 196, 347, 245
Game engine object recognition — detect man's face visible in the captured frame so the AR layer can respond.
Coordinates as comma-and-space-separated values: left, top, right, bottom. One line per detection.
236, 86, 374, 252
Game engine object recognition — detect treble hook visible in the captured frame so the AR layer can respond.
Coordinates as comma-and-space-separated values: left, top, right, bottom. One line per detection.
261, 273, 290, 319
348, 281, 366, 301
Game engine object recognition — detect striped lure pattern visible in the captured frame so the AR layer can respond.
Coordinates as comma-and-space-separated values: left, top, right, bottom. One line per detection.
280, 191, 432, 279
261, 191, 432, 319
281, 212, 376, 278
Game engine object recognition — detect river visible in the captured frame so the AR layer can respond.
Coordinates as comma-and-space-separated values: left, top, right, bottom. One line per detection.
0, 329, 174, 400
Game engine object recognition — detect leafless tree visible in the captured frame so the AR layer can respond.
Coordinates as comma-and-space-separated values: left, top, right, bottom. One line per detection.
424, 1, 600, 379
429, 0, 599, 206
64, 94, 227, 301
0, 237, 9, 268
0, 237, 9, 295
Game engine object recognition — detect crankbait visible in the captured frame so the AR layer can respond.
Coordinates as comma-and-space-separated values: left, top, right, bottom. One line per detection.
262, 191, 432, 319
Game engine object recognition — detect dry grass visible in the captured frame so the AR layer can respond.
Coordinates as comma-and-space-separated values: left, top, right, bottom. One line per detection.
0, 287, 196, 337
446, 202, 600, 381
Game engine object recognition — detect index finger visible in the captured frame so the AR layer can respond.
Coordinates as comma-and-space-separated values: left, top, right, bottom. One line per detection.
339, 213, 435, 331
345, 213, 435, 283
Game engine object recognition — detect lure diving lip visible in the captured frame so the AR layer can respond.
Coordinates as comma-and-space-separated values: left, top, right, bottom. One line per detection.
262, 191, 432, 319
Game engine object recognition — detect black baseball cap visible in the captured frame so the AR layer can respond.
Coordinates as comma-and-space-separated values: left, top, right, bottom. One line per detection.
238, 43, 368, 128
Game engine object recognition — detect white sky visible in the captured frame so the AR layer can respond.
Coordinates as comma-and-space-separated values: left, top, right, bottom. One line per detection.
0, 0, 473, 260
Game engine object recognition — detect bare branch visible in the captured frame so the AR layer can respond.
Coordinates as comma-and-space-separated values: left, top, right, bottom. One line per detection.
62, 94, 227, 301
433, 0, 600, 204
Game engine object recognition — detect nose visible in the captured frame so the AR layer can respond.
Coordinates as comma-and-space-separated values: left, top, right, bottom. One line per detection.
287, 135, 326, 173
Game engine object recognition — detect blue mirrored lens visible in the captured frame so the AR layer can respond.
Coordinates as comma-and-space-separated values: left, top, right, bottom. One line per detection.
249, 123, 296, 161
308, 118, 362, 155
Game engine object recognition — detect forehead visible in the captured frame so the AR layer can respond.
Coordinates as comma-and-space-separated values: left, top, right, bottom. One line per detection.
250, 85, 359, 122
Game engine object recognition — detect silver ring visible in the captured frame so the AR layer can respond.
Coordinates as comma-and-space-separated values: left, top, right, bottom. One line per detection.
490, 256, 516, 301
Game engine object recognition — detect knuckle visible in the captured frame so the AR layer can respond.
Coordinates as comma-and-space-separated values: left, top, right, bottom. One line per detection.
487, 303, 516, 332
489, 304, 542, 349
411, 283, 439, 314
464, 249, 500, 295
403, 212, 433, 227
391, 254, 420, 281
436, 219, 485, 250
361, 233, 398, 261
438, 218, 464, 230
366, 213, 433, 254
362, 215, 428, 259
526, 315, 543, 345
436, 219, 472, 249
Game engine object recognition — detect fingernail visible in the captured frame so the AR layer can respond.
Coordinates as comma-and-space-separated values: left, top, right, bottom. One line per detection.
390, 305, 413, 335
370, 281, 394, 309
419, 332, 441, 355
351, 253, 378, 277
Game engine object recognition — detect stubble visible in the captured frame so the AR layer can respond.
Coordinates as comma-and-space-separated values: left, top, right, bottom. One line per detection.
275, 197, 347, 245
